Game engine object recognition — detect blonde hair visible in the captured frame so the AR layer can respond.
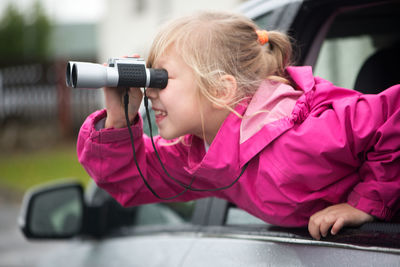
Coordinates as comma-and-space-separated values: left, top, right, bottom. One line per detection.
147, 11, 293, 114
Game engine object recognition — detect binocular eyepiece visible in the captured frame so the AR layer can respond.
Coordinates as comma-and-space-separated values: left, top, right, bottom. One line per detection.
66, 57, 168, 89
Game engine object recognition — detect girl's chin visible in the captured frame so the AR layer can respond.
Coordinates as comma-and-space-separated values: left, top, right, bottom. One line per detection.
158, 130, 173, 140
158, 129, 182, 141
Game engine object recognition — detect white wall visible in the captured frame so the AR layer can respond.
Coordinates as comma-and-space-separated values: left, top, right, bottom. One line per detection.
98, 0, 243, 63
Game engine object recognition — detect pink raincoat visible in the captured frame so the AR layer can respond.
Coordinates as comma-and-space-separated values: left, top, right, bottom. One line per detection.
77, 66, 400, 227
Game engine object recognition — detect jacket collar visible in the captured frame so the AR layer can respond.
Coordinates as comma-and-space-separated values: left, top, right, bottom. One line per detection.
238, 66, 315, 167
286, 66, 315, 93
240, 80, 303, 144
238, 81, 302, 167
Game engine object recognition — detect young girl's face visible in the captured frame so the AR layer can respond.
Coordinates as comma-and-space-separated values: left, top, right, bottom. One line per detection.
146, 46, 215, 142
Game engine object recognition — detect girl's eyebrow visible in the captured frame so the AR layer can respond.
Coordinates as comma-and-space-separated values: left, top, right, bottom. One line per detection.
154, 54, 172, 69
157, 61, 173, 72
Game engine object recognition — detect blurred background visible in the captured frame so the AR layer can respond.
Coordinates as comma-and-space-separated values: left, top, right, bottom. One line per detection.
0, 0, 245, 266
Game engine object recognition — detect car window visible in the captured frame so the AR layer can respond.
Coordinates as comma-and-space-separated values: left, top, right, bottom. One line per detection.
132, 201, 195, 226
87, 183, 195, 227
314, 35, 376, 89
225, 205, 267, 225
314, 3, 399, 90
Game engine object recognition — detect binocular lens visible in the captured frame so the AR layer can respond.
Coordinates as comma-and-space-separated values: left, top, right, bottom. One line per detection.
65, 62, 73, 87
71, 64, 78, 88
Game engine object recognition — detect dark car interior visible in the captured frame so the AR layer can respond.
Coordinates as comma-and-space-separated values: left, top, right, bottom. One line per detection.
354, 43, 400, 94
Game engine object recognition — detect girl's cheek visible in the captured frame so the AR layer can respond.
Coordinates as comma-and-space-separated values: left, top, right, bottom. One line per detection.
162, 81, 174, 95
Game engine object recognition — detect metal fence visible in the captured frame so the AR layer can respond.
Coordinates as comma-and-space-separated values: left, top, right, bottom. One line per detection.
0, 62, 102, 136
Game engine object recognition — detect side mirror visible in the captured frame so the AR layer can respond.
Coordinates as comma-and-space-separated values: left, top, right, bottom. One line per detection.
19, 180, 84, 239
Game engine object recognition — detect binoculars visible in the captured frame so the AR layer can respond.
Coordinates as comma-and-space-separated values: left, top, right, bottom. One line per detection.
66, 57, 168, 89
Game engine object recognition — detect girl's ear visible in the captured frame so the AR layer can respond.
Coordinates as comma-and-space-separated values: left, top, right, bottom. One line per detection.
212, 74, 237, 109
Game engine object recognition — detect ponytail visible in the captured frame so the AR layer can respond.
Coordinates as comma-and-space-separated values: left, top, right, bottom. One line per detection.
262, 30, 293, 83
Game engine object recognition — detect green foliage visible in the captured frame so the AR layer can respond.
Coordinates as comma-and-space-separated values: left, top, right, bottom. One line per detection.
0, 5, 25, 61
0, 0, 52, 63
0, 144, 91, 193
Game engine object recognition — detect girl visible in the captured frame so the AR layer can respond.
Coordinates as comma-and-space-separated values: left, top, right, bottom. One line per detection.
77, 11, 400, 240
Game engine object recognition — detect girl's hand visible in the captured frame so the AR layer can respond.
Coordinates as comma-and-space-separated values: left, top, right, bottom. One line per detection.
308, 203, 374, 240
104, 86, 143, 129
104, 54, 143, 129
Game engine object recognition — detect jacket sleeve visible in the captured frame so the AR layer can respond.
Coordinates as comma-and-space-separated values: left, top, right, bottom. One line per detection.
340, 85, 400, 221
76, 109, 206, 207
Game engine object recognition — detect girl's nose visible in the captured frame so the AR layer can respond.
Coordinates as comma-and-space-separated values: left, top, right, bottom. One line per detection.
145, 87, 159, 99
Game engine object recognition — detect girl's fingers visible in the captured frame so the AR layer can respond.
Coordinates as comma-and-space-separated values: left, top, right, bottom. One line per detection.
122, 54, 141, 58
319, 215, 335, 238
331, 217, 345, 235
308, 214, 323, 240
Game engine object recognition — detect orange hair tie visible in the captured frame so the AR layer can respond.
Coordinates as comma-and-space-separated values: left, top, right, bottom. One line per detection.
256, 30, 269, 45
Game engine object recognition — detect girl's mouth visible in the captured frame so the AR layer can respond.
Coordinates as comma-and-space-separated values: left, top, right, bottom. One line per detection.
153, 109, 167, 123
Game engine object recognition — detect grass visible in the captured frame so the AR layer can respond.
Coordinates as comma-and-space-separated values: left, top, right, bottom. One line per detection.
0, 143, 91, 195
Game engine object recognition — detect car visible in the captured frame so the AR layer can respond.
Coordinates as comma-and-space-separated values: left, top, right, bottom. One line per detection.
19, 0, 400, 266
